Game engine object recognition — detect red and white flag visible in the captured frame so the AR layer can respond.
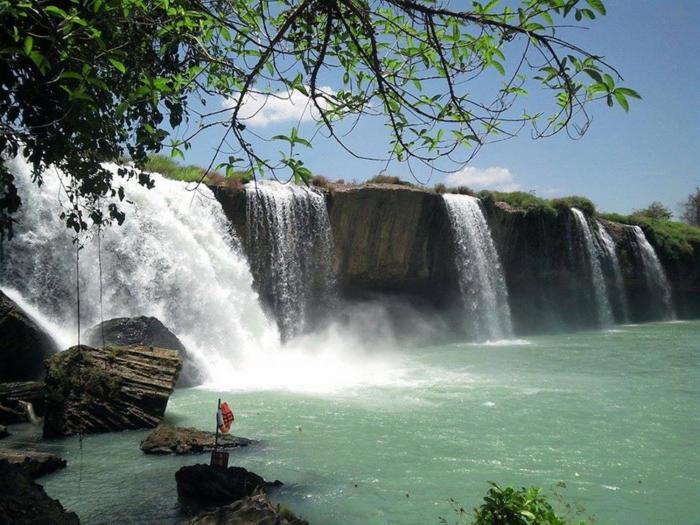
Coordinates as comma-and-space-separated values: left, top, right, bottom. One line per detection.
216, 402, 234, 434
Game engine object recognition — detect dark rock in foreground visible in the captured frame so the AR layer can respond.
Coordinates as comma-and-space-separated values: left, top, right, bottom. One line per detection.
141, 424, 256, 455
84, 316, 201, 387
176, 464, 282, 506
0, 290, 58, 382
0, 449, 66, 478
186, 494, 307, 525
43, 344, 181, 437
0, 460, 79, 524
0, 425, 7, 439
0, 381, 46, 425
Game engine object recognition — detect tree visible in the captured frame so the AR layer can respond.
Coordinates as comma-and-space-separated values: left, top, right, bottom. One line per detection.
679, 187, 700, 227
632, 201, 673, 221
1, 0, 639, 238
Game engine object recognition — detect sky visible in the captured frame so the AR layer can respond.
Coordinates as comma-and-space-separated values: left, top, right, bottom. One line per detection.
182, 0, 699, 216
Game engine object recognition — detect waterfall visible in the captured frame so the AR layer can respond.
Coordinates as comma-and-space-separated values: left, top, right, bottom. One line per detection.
443, 194, 512, 340
0, 155, 281, 385
245, 181, 336, 339
596, 222, 630, 323
570, 208, 614, 327
629, 226, 675, 320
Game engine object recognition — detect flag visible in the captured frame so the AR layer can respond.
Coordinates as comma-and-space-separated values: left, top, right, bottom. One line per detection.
217, 401, 234, 434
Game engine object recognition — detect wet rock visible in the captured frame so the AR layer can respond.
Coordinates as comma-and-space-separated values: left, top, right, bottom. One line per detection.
0, 460, 79, 524
141, 424, 256, 455
0, 381, 46, 425
185, 493, 307, 525
176, 464, 282, 506
84, 316, 201, 387
0, 449, 66, 478
43, 344, 181, 437
0, 290, 58, 381
0, 425, 7, 439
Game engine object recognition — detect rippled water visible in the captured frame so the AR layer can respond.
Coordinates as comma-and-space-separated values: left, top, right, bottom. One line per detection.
6, 321, 699, 524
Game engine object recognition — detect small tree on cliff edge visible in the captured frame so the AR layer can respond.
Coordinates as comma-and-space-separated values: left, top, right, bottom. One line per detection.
0, 0, 639, 238
679, 188, 700, 227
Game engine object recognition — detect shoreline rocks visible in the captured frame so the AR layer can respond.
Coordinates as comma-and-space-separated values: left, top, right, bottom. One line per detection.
0, 449, 66, 478
186, 493, 308, 525
141, 424, 256, 455
43, 344, 181, 437
176, 464, 281, 506
84, 316, 201, 387
0, 290, 58, 382
0, 460, 79, 524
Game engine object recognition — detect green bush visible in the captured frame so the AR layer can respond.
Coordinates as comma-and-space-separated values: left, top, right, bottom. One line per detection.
441, 483, 591, 525
478, 190, 557, 217
551, 196, 596, 216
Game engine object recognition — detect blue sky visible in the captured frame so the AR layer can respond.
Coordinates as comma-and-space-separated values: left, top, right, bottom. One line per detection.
182, 0, 699, 216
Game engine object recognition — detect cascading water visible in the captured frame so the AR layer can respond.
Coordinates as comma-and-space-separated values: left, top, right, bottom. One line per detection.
596, 222, 630, 323
571, 208, 614, 327
629, 226, 675, 320
1, 155, 281, 385
443, 194, 512, 340
245, 181, 336, 339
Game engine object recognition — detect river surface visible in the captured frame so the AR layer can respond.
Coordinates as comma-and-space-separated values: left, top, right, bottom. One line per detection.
6, 321, 699, 524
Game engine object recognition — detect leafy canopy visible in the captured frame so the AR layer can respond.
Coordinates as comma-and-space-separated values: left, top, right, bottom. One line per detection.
0, 0, 638, 237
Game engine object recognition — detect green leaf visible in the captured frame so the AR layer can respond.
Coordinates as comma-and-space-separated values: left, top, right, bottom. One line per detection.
586, 0, 607, 15
109, 58, 126, 73
616, 87, 641, 99
23, 36, 33, 55
45, 5, 69, 17
613, 91, 629, 111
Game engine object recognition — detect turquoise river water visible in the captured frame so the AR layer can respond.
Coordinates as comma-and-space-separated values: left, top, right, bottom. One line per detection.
6, 320, 699, 524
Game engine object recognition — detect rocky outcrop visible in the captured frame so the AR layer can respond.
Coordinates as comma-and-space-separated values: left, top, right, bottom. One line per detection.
43, 344, 181, 437
0, 290, 58, 381
140, 424, 256, 455
0, 381, 46, 425
0, 449, 66, 478
84, 316, 201, 387
0, 460, 79, 525
176, 464, 281, 506
186, 494, 308, 525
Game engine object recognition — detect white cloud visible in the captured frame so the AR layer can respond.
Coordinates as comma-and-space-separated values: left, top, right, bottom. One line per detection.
223, 86, 336, 127
444, 166, 521, 191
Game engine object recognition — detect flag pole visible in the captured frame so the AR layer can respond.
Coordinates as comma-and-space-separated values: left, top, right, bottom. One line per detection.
214, 398, 221, 452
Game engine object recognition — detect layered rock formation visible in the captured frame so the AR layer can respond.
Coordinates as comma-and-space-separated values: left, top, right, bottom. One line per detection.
0, 449, 66, 478
0, 290, 58, 381
84, 316, 200, 387
43, 344, 181, 437
140, 424, 255, 455
186, 494, 308, 525
0, 460, 79, 525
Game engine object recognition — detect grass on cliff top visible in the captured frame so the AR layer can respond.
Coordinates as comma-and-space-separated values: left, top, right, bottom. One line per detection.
143, 155, 253, 184
600, 211, 700, 260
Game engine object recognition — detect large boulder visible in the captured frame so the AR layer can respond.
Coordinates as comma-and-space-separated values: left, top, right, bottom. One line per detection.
84, 316, 201, 387
140, 424, 255, 455
0, 381, 46, 425
0, 290, 58, 381
176, 464, 281, 506
186, 494, 307, 525
0, 460, 79, 525
43, 344, 181, 437
0, 449, 66, 478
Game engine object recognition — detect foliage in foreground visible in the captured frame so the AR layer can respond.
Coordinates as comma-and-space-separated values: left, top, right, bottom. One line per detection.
441, 483, 592, 525
1, 0, 636, 238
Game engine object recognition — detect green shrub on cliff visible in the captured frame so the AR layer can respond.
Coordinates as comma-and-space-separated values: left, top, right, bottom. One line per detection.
551, 196, 596, 216
144, 155, 253, 184
478, 191, 557, 217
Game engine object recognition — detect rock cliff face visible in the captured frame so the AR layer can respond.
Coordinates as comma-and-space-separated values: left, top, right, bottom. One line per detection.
210, 182, 700, 335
